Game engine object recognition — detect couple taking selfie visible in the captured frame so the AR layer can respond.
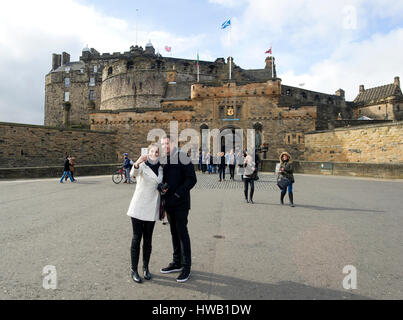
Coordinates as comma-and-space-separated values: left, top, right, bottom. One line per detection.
126, 135, 197, 284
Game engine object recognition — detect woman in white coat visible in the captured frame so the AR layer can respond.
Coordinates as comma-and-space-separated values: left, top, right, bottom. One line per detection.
127, 143, 163, 283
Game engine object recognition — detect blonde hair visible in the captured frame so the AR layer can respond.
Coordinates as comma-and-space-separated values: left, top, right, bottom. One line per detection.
148, 143, 160, 152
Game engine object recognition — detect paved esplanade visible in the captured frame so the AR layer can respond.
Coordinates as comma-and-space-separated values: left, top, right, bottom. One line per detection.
0, 173, 402, 300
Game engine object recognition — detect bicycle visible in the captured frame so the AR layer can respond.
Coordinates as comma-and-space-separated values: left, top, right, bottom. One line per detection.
112, 166, 135, 184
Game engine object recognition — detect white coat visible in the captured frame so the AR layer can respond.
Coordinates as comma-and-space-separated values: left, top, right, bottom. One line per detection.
126, 162, 163, 221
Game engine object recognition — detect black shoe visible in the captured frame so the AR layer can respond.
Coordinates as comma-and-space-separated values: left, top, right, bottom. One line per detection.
249, 199, 254, 204
289, 192, 294, 207
160, 262, 183, 274
143, 266, 152, 280
245, 198, 249, 203
176, 269, 191, 283
131, 270, 142, 283
280, 193, 285, 205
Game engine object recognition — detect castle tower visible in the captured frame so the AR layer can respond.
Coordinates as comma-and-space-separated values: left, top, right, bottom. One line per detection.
265, 56, 277, 78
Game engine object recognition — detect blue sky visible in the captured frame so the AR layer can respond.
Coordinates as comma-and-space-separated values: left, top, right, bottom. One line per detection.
0, 0, 402, 125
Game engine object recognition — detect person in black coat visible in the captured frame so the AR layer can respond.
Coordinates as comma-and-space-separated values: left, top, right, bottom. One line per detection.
159, 135, 197, 283
59, 155, 75, 183
218, 152, 226, 181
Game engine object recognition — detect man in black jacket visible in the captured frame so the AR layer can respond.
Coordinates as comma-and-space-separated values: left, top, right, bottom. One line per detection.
160, 135, 197, 282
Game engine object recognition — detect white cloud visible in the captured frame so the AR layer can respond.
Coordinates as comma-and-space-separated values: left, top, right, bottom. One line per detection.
208, 0, 247, 8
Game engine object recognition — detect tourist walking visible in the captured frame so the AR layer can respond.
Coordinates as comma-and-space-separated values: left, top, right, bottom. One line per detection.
126, 144, 163, 283
218, 152, 226, 181
206, 152, 212, 174
243, 151, 256, 203
226, 149, 236, 180
160, 135, 197, 283
65, 156, 76, 181
59, 155, 75, 183
123, 153, 133, 184
201, 151, 208, 173
278, 151, 295, 207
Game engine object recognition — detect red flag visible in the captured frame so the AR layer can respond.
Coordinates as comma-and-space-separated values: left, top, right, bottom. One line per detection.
265, 47, 272, 54
165, 46, 171, 52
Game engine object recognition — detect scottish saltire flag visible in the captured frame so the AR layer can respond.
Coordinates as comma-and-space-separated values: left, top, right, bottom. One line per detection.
165, 46, 171, 52
221, 19, 231, 29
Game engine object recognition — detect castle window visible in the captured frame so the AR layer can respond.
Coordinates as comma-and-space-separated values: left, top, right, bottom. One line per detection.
301, 92, 307, 99
139, 82, 142, 90
108, 67, 113, 75
80, 68, 84, 73
127, 61, 134, 70
236, 106, 242, 116
219, 106, 224, 117
378, 106, 381, 110
286, 89, 291, 96
64, 77, 70, 87
93, 65, 98, 73
89, 90, 95, 101
314, 95, 320, 101
397, 105, 400, 112
89, 77, 95, 86
64, 92, 70, 102
65, 67, 70, 73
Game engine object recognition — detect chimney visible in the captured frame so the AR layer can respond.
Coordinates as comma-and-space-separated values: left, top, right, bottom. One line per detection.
62, 52, 70, 65
394, 76, 400, 87
52, 53, 61, 70
359, 85, 365, 93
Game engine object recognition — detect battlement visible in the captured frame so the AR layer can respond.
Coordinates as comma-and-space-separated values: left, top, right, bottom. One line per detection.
191, 79, 282, 99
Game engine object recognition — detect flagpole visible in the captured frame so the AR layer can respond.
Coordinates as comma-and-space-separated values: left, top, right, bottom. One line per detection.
229, 20, 232, 81
271, 44, 274, 78
136, 9, 139, 46
197, 50, 200, 83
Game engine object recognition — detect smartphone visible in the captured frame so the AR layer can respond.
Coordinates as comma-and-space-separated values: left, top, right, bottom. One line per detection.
141, 148, 148, 156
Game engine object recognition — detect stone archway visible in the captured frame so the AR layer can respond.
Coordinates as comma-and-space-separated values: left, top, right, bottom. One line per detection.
220, 125, 243, 154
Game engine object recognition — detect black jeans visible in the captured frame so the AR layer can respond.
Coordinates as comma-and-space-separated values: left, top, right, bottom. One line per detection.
229, 164, 235, 179
130, 217, 156, 271
166, 207, 191, 271
244, 178, 255, 200
218, 165, 226, 180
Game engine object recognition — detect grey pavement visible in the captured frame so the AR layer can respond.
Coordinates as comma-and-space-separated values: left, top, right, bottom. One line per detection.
0, 172, 402, 300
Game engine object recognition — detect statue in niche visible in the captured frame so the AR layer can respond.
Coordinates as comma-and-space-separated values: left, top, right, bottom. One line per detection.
255, 131, 261, 150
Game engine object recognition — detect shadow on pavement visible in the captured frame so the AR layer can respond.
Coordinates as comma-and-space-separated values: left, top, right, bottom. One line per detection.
250, 202, 384, 214
150, 270, 371, 300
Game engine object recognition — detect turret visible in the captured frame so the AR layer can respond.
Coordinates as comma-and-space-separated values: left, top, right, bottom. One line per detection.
265, 56, 277, 78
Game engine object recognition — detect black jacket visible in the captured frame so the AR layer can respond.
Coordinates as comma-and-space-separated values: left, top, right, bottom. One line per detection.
162, 150, 197, 210
63, 158, 70, 171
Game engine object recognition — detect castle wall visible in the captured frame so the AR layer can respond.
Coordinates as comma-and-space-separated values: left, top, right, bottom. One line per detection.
0, 122, 117, 168
304, 121, 403, 163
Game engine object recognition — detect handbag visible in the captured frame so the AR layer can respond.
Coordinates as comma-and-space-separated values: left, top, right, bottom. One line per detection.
277, 176, 290, 190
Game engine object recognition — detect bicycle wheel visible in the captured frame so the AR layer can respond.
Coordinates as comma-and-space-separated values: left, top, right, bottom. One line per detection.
112, 171, 123, 184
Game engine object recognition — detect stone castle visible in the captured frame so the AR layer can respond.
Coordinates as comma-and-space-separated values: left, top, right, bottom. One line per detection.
44, 43, 403, 161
